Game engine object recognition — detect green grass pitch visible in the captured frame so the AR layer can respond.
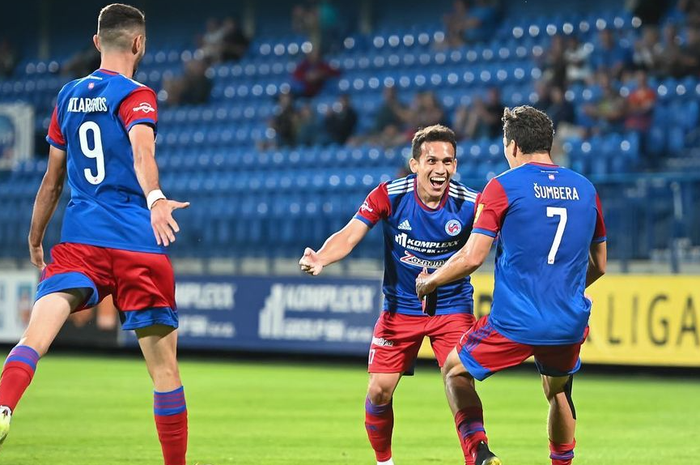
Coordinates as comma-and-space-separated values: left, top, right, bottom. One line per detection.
0, 353, 698, 464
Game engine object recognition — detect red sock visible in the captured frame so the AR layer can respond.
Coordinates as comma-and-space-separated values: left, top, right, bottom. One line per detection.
154, 387, 188, 465
455, 407, 488, 460
365, 397, 393, 462
550, 439, 576, 465
0, 345, 40, 412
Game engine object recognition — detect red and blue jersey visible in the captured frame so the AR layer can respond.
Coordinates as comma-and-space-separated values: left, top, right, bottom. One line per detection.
355, 175, 479, 316
47, 69, 162, 254
472, 162, 606, 345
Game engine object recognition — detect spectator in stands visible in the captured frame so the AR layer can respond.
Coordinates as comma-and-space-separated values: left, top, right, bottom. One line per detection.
443, 0, 469, 48
0, 38, 17, 77
546, 87, 575, 130
583, 74, 625, 134
678, 0, 700, 26
270, 93, 298, 147
591, 29, 631, 78
632, 26, 662, 72
317, 0, 342, 53
401, 91, 445, 130
349, 86, 409, 147
655, 23, 685, 77
296, 103, 320, 146
625, 71, 656, 133
292, 3, 316, 36
162, 59, 212, 106
564, 35, 593, 84
541, 35, 568, 89
291, 49, 340, 98
463, 0, 499, 43
198, 18, 227, 63
61, 45, 100, 78
679, 26, 700, 76
452, 87, 502, 140
324, 94, 357, 144
220, 17, 250, 62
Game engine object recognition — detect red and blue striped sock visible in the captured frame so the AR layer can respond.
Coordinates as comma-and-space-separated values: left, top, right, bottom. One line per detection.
455, 407, 487, 461
0, 345, 40, 412
550, 439, 575, 465
365, 397, 394, 462
154, 386, 188, 465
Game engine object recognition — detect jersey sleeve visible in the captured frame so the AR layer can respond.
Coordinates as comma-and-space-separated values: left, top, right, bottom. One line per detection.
592, 193, 607, 243
354, 183, 391, 227
472, 178, 509, 237
119, 87, 158, 133
46, 106, 66, 150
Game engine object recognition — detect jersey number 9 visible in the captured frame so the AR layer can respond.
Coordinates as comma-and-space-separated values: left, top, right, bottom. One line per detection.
78, 121, 106, 185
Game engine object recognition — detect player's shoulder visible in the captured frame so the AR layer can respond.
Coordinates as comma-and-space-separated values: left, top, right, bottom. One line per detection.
386, 174, 415, 197
447, 179, 478, 202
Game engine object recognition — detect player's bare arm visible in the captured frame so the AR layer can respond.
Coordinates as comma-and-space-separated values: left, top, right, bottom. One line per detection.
129, 124, 189, 247
299, 218, 370, 275
585, 241, 607, 287
416, 233, 494, 299
27, 146, 67, 270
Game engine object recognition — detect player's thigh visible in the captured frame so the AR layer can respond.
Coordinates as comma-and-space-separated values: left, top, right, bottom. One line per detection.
136, 324, 181, 389
456, 315, 534, 381
427, 313, 476, 367
110, 249, 178, 330
368, 312, 425, 375
533, 340, 585, 381
20, 290, 87, 356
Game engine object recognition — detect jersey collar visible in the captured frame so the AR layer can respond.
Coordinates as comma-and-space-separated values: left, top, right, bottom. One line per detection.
526, 161, 559, 167
413, 177, 449, 212
96, 68, 120, 76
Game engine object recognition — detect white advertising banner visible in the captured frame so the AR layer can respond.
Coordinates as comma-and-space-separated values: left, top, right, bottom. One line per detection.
0, 270, 38, 342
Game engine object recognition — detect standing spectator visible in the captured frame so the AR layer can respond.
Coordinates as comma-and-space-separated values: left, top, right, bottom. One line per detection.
583, 74, 625, 134
541, 35, 568, 89
291, 49, 340, 98
591, 29, 631, 78
220, 17, 249, 62
632, 26, 662, 72
324, 94, 357, 144
296, 104, 320, 146
564, 36, 593, 84
656, 23, 686, 77
197, 18, 226, 63
270, 93, 297, 147
625, 71, 656, 132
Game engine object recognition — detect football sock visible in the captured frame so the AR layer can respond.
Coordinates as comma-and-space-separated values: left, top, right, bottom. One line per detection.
154, 386, 188, 465
550, 439, 575, 465
365, 396, 394, 462
0, 345, 40, 412
455, 407, 488, 460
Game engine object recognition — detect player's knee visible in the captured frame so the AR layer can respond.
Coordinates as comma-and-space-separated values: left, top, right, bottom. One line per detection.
542, 376, 569, 401
443, 362, 473, 389
149, 361, 180, 384
367, 381, 394, 405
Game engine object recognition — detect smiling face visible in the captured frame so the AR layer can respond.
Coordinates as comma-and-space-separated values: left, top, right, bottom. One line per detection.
410, 141, 457, 206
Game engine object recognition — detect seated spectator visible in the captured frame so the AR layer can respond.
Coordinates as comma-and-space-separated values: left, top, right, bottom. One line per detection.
591, 29, 631, 78
679, 26, 700, 76
463, 0, 498, 43
546, 87, 575, 130
296, 104, 321, 147
656, 23, 686, 77
443, 0, 470, 48
401, 91, 445, 129
197, 18, 226, 63
349, 86, 409, 147
162, 59, 212, 106
564, 36, 593, 84
452, 87, 502, 140
632, 25, 662, 72
541, 35, 567, 89
270, 93, 297, 147
61, 45, 100, 78
220, 17, 249, 62
324, 94, 357, 145
0, 38, 17, 77
625, 71, 656, 132
583, 74, 625, 134
291, 49, 340, 98
292, 4, 316, 35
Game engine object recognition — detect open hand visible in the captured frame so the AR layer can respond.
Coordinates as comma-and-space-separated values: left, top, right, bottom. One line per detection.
151, 199, 190, 247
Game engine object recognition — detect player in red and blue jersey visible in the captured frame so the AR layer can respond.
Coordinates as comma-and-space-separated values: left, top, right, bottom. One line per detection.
0, 5, 189, 464
300, 125, 481, 465
416, 107, 607, 465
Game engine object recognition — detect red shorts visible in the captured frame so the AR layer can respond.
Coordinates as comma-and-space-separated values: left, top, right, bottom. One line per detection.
368, 311, 476, 374
457, 315, 588, 381
36, 243, 177, 330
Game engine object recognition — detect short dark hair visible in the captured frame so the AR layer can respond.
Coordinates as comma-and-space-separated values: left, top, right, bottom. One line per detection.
98, 3, 146, 50
502, 106, 554, 154
411, 124, 457, 160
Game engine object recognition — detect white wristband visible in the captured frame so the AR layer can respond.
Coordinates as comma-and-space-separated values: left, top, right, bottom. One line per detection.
147, 189, 166, 210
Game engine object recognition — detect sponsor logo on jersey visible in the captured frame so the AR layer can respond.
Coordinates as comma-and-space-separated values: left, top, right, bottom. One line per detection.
372, 337, 394, 347
533, 182, 580, 200
394, 233, 460, 254
445, 219, 462, 236
67, 97, 108, 113
474, 203, 484, 223
398, 219, 412, 231
399, 251, 447, 269
133, 102, 156, 113
360, 200, 374, 214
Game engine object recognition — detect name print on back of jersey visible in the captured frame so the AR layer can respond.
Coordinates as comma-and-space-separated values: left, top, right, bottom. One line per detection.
67, 97, 108, 113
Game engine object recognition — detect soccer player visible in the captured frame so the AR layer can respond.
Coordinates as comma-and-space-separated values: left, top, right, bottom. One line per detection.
0, 5, 189, 464
416, 106, 607, 465
299, 125, 481, 465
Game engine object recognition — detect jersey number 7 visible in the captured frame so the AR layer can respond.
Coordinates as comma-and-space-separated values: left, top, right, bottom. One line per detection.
546, 207, 567, 265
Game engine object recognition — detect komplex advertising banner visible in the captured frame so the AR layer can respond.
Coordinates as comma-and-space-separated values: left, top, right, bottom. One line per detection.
0, 270, 38, 343
122, 275, 383, 355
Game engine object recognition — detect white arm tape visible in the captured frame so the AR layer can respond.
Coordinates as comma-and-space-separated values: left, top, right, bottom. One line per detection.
147, 189, 166, 210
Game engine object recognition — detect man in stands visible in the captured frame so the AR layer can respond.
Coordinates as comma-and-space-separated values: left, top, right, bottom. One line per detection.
300, 125, 481, 465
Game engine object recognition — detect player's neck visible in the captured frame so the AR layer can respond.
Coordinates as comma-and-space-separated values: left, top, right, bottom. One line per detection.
415, 184, 443, 209
98, 56, 136, 79
517, 152, 554, 167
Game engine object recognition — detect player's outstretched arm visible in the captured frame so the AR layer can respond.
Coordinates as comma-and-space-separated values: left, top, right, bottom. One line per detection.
586, 241, 607, 287
299, 218, 370, 275
28, 146, 67, 270
416, 232, 494, 299
129, 125, 189, 247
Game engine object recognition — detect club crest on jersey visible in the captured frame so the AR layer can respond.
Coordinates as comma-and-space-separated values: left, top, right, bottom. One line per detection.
133, 102, 155, 113
445, 219, 462, 236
